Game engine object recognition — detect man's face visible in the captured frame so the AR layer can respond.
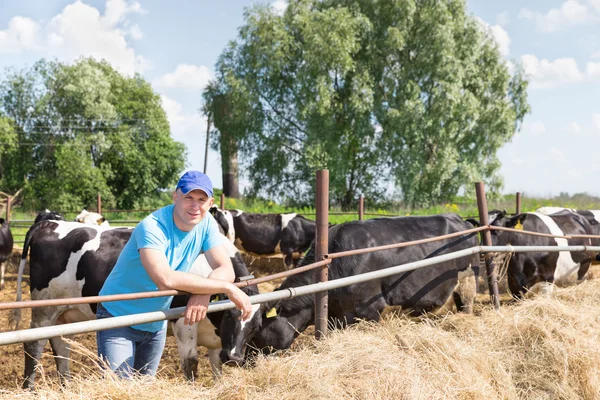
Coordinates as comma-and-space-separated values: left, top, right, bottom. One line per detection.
172, 188, 214, 231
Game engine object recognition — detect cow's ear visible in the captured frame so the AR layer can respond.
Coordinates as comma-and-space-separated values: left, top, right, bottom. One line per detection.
263, 301, 281, 319
97, 217, 105, 225
507, 213, 528, 228
488, 209, 507, 226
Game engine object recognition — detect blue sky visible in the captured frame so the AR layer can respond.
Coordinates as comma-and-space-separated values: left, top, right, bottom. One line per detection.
1, 0, 599, 199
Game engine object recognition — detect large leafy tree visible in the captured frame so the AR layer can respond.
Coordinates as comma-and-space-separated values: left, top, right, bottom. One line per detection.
206, 0, 529, 208
0, 58, 186, 210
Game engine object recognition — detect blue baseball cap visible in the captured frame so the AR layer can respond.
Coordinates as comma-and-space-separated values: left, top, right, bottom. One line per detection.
176, 170, 213, 197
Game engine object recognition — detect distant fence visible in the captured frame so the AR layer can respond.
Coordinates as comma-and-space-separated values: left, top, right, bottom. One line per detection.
6, 190, 524, 246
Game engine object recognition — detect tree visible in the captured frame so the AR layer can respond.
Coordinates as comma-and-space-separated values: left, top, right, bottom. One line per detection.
206, 0, 529, 208
202, 81, 242, 198
0, 58, 186, 210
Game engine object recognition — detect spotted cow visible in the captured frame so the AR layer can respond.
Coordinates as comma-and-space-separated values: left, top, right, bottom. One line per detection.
488, 209, 600, 297
211, 209, 316, 269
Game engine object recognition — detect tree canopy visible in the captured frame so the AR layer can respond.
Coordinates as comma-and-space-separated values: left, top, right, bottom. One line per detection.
205, 0, 529, 209
0, 58, 186, 210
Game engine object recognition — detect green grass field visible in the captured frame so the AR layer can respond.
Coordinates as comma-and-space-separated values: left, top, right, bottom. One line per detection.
8, 191, 600, 246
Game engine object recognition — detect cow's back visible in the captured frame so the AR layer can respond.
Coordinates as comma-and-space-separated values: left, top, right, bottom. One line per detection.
233, 213, 282, 253
289, 214, 479, 317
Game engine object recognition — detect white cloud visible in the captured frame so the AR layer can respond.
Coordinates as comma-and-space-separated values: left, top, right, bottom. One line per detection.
272, 1, 288, 15
153, 64, 213, 91
161, 95, 203, 134
549, 147, 566, 162
564, 122, 581, 134
128, 24, 143, 40
496, 11, 510, 27
586, 61, 600, 79
521, 54, 586, 88
0, 0, 148, 75
477, 18, 510, 57
0, 16, 41, 53
593, 113, 600, 131
523, 120, 546, 135
518, 0, 598, 33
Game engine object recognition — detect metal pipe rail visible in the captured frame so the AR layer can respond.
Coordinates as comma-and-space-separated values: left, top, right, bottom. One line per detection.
1, 244, 598, 346
488, 225, 600, 240
0, 259, 332, 311
0, 246, 481, 346
326, 226, 487, 259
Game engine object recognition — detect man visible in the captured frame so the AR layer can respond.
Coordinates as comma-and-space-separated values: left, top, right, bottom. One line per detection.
96, 170, 253, 378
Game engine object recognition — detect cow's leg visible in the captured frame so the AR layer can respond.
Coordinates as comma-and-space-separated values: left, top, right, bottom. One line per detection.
0, 261, 5, 290
577, 260, 592, 281
283, 252, 294, 270
49, 336, 71, 385
23, 339, 46, 389
23, 306, 63, 389
171, 319, 199, 381
454, 265, 477, 313
208, 348, 222, 380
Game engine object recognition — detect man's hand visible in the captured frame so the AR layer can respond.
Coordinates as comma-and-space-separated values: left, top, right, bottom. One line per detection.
184, 294, 211, 325
226, 284, 253, 321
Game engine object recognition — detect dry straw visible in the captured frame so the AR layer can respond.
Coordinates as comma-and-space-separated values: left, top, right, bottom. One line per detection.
3, 277, 600, 399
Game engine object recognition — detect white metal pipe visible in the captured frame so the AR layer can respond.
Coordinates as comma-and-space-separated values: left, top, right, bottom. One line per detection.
480, 245, 600, 253
2, 244, 598, 346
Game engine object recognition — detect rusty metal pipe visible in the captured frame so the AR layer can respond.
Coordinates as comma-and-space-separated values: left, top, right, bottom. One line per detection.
326, 226, 488, 259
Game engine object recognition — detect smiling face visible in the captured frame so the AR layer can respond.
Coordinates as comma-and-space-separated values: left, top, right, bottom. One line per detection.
172, 188, 214, 231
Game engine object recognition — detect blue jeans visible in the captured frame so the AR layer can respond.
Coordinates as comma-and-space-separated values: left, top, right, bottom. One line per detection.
96, 303, 166, 378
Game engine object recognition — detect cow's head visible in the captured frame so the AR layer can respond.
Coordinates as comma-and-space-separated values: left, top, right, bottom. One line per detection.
35, 210, 65, 224
209, 206, 235, 243
75, 209, 109, 226
219, 298, 296, 365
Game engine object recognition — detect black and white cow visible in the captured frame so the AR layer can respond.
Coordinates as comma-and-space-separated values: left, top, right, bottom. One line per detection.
10, 220, 132, 388
34, 209, 66, 224
488, 209, 600, 297
0, 218, 14, 291
209, 206, 235, 243
10, 219, 255, 388
215, 209, 317, 269
218, 214, 479, 363
536, 207, 600, 235
169, 246, 258, 380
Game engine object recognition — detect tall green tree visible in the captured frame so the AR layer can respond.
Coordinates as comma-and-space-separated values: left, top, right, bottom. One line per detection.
0, 58, 186, 210
206, 0, 529, 208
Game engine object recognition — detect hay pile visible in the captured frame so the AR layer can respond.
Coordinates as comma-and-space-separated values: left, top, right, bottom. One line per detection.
3, 279, 600, 399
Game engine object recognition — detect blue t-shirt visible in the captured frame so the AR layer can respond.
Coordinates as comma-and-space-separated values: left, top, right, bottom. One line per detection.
100, 204, 225, 332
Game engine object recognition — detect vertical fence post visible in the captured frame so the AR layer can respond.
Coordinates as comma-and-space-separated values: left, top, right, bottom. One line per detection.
475, 182, 500, 310
6, 196, 11, 223
358, 195, 364, 221
516, 192, 522, 215
97, 193, 102, 215
220, 193, 225, 210
315, 170, 329, 339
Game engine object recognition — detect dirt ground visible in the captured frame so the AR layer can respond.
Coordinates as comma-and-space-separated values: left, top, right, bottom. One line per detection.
0, 252, 288, 390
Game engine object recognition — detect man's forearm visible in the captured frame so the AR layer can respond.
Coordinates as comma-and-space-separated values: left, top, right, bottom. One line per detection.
164, 270, 235, 295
